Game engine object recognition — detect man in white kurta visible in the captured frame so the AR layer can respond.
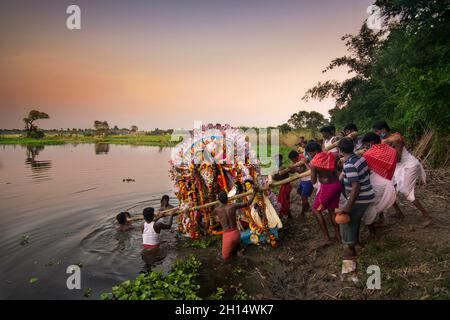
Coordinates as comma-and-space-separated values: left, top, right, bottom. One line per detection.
373, 121, 432, 226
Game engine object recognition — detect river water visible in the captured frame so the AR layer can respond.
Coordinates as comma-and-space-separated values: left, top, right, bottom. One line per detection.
0, 144, 181, 299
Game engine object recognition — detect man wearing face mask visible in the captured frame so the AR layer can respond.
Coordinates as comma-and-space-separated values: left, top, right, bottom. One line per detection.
372, 121, 432, 227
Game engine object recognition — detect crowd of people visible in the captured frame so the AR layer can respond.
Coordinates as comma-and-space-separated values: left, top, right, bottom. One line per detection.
273, 121, 431, 265
114, 120, 431, 271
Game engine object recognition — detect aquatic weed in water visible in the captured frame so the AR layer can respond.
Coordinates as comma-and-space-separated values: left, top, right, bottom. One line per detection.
102, 255, 202, 300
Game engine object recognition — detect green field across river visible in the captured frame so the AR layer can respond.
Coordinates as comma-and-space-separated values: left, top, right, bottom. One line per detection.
0, 134, 180, 147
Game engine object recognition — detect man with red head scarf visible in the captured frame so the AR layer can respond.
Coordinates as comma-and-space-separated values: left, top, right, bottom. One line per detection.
306, 141, 341, 246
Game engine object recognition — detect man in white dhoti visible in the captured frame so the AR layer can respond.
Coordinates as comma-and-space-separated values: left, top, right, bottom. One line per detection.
373, 121, 432, 227
360, 133, 398, 233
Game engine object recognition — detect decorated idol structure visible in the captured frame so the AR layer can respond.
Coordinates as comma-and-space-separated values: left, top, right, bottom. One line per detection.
168, 124, 282, 247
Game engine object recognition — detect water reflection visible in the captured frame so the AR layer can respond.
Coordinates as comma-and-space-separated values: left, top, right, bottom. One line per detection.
0, 144, 176, 299
25, 145, 52, 183
95, 143, 110, 155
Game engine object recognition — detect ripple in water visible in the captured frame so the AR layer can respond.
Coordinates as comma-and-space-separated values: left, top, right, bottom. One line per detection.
80, 199, 179, 277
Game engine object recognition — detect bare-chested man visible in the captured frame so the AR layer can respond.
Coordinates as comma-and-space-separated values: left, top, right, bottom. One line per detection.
157, 195, 175, 230
213, 186, 258, 261
159, 195, 173, 211
306, 141, 342, 246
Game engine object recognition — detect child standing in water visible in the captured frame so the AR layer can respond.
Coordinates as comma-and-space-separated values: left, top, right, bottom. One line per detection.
141, 207, 173, 249
158, 195, 175, 227
159, 195, 174, 211
116, 212, 133, 232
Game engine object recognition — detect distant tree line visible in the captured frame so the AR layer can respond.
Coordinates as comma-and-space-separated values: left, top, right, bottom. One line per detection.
1, 111, 176, 137
276, 111, 329, 135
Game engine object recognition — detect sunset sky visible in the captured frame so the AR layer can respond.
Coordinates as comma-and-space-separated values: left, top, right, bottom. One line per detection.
0, 0, 374, 130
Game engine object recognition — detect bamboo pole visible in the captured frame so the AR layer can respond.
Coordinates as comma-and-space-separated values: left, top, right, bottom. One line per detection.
128, 132, 361, 222
128, 170, 312, 222
324, 131, 358, 151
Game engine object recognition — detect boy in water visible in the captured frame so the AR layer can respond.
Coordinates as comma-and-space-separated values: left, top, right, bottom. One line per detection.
213, 187, 258, 261
307, 141, 341, 246
158, 195, 175, 227
116, 212, 133, 232
141, 207, 173, 250
159, 195, 173, 211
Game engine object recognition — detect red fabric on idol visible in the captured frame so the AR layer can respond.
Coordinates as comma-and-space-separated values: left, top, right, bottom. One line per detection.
363, 144, 397, 180
310, 152, 335, 171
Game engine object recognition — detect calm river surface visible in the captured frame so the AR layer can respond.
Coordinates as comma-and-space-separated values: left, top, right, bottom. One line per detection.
0, 144, 180, 299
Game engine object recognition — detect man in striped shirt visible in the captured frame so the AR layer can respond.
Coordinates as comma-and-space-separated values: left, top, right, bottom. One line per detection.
338, 138, 375, 259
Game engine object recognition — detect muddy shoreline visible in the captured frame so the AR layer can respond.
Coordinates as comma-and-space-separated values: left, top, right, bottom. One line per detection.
175, 168, 450, 300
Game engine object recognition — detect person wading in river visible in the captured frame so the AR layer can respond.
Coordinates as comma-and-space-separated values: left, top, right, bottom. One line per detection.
158, 195, 175, 228
213, 186, 258, 261
116, 212, 133, 232
141, 207, 173, 250
159, 195, 173, 211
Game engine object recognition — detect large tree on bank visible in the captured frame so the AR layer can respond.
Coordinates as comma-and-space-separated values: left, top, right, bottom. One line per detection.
23, 110, 50, 138
302, 0, 450, 166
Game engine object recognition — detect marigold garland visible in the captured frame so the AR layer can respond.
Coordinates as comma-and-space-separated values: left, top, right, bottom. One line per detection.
169, 124, 281, 246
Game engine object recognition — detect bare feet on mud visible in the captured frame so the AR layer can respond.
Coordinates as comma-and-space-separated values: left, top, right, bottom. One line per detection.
420, 217, 432, 228
343, 248, 357, 260
390, 212, 405, 219
316, 239, 334, 249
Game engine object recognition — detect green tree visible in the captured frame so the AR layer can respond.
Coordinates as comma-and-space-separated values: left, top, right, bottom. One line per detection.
302, 23, 385, 122
94, 120, 109, 136
23, 110, 50, 138
303, 0, 450, 166
277, 123, 292, 133
287, 111, 328, 134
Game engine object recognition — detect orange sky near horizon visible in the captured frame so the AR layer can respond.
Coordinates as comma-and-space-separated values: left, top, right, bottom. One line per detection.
0, 0, 374, 130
